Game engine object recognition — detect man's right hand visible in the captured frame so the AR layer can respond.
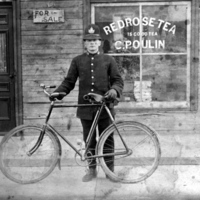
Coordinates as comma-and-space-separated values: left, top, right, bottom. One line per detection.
49, 92, 66, 101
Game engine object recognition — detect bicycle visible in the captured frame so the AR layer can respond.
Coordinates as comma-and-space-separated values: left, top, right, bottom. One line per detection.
0, 84, 161, 184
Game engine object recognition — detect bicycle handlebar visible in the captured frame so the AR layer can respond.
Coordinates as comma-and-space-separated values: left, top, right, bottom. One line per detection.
40, 83, 119, 104
40, 83, 66, 100
40, 83, 54, 97
40, 83, 56, 90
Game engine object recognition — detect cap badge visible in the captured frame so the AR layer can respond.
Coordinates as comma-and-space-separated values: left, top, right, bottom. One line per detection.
88, 27, 95, 34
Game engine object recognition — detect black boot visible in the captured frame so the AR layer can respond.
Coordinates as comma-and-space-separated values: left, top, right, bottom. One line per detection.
82, 168, 97, 182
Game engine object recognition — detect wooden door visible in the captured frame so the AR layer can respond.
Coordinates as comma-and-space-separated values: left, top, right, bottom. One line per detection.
0, 4, 15, 132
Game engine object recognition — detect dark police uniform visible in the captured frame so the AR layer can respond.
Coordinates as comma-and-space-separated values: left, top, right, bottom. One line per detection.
54, 52, 123, 119
54, 24, 124, 172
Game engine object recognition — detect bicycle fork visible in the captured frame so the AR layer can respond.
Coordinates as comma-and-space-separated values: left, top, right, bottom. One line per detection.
27, 125, 47, 157
27, 102, 54, 157
26, 124, 62, 170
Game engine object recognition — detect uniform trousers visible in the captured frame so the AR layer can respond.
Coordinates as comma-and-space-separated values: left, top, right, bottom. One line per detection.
80, 117, 114, 170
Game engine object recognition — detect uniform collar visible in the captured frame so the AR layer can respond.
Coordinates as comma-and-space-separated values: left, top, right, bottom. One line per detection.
86, 51, 100, 56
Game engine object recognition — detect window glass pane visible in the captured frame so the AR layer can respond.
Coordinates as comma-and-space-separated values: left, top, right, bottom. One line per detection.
113, 56, 140, 101
0, 33, 7, 73
142, 55, 187, 101
142, 4, 188, 53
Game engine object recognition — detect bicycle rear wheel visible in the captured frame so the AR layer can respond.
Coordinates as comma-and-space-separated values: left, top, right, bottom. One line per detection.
0, 125, 60, 184
98, 121, 161, 183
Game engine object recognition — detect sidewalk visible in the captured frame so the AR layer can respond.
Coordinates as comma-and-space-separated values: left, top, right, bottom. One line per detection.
1, 132, 200, 200
0, 164, 200, 200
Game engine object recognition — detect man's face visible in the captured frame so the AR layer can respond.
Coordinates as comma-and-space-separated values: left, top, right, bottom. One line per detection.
84, 39, 101, 54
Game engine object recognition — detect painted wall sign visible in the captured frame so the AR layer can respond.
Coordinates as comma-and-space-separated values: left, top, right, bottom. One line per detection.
33, 10, 64, 23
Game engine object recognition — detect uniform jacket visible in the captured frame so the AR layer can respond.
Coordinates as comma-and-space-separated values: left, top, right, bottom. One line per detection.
54, 52, 124, 120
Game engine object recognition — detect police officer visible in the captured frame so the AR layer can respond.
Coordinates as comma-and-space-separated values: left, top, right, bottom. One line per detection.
52, 24, 124, 182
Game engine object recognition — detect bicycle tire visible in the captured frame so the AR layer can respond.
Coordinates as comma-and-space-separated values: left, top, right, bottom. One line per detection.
97, 121, 161, 183
0, 125, 60, 184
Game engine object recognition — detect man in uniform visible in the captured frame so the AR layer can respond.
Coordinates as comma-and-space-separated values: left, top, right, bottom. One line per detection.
51, 24, 124, 182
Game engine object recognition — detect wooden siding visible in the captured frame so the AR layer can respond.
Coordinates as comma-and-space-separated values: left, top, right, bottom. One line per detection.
21, 0, 83, 134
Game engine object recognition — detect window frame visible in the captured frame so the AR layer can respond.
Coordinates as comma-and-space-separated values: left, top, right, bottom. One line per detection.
83, 0, 199, 112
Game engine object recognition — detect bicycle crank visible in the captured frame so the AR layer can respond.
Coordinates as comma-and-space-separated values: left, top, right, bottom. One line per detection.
75, 149, 93, 167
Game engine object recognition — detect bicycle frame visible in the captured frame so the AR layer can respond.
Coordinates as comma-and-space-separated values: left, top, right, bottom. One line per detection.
28, 100, 130, 161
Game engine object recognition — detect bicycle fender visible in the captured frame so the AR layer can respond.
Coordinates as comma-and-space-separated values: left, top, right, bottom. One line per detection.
47, 128, 62, 170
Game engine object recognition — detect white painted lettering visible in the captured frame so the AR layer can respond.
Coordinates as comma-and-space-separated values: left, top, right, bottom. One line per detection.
103, 26, 112, 35
169, 25, 176, 34
157, 19, 165, 28
149, 18, 156, 27
142, 17, 148, 26
118, 20, 125, 29
110, 22, 117, 32
132, 40, 140, 49
125, 40, 132, 49
163, 22, 171, 31
125, 18, 132, 27
132, 17, 140, 26
115, 41, 122, 50
158, 40, 165, 48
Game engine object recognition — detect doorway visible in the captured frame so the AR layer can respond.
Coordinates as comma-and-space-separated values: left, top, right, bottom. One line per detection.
0, 3, 16, 132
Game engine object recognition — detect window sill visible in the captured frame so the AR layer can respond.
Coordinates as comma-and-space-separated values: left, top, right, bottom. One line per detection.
117, 101, 190, 110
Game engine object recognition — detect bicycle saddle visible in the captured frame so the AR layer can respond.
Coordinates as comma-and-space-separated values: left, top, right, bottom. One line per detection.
83, 93, 103, 102
83, 93, 119, 105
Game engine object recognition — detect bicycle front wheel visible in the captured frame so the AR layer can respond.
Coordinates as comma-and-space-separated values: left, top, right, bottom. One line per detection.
0, 125, 60, 184
98, 121, 161, 183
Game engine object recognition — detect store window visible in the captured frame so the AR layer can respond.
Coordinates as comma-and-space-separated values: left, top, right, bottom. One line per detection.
91, 1, 195, 110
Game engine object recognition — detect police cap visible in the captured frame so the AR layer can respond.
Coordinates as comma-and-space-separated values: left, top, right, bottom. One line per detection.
83, 24, 101, 40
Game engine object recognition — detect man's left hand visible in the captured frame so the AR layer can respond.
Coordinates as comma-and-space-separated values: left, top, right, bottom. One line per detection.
105, 89, 117, 99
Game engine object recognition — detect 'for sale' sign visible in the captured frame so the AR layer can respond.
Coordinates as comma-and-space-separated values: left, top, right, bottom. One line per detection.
33, 10, 64, 23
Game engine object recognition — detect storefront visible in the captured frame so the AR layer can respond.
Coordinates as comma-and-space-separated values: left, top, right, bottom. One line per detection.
0, 0, 199, 151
